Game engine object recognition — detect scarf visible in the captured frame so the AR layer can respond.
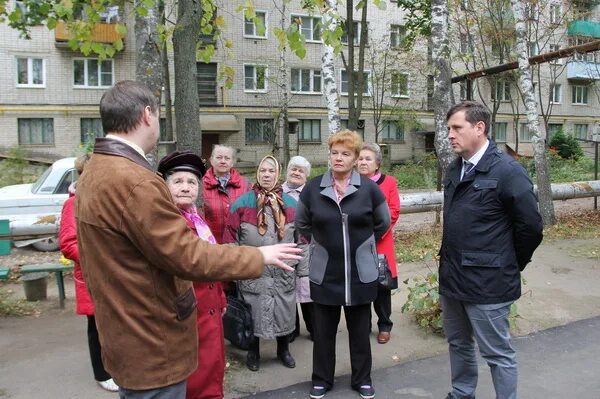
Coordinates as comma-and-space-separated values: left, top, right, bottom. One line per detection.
255, 156, 286, 240
180, 207, 217, 244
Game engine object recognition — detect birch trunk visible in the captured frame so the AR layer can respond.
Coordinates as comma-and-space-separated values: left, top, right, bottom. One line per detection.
278, 2, 290, 166
430, 0, 455, 174
173, 0, 202, 156
510, 0, 556, 225
322, 0, 341, 135
135, 2, 163, 166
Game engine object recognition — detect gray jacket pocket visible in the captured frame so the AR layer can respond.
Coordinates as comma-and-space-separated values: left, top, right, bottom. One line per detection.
355, 235, 379, 283
308, 240, 329, 285
462, 251, 501, 268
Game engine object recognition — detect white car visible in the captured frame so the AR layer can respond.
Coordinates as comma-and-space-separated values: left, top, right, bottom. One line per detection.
0, 157, 77, 251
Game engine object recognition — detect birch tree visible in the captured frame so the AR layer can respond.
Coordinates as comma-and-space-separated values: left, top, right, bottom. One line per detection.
320, 0, 342, 135
510, 0, 556, 225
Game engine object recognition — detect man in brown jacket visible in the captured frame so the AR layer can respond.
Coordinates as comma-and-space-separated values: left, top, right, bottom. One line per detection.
76, 80, 300, 398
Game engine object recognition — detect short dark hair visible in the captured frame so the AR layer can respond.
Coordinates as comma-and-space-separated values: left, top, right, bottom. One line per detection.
99, 80, 159, 134
446, 101, 491, 136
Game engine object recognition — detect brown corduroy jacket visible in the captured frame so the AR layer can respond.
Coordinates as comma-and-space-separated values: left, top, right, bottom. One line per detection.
76, 138, 264, 390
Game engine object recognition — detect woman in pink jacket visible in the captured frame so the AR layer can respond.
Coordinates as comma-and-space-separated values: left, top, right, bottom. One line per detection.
58, 153, 118, 392
357, 143, 401, 345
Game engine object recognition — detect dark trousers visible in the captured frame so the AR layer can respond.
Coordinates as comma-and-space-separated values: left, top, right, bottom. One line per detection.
312, 303, 372, 390
373, 286, 393, 333
294, 303, 314, 337
87, 315, 111, 382
119, 381, 186, 399
248, 335, 290, 357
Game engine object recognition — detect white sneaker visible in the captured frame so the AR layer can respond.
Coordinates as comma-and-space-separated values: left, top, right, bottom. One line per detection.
97, 378, 119, 392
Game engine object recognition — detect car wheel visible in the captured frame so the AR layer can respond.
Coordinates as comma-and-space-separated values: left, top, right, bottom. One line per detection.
32, 237, 60, 252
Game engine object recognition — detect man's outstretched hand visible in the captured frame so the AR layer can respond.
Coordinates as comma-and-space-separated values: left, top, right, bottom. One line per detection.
258, 243, 302, 271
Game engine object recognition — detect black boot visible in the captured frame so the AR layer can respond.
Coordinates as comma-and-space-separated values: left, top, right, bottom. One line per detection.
276, 336, 296, 368
246, 337, 260, 371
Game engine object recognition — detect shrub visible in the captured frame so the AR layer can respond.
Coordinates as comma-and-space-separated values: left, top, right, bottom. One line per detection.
549, 129, 584, 160
401, 271, 443, 335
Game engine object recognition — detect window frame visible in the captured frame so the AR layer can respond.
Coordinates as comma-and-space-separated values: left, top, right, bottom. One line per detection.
340, 69, 371, 96
390, 24, 407, 49
298, 119, 322, 143
80, 118, 104, 144
290, 14, 322, 43
381, 120, 405, 143
547, 123, 563, 140
17, 118, 55, 146
493, 122, 508, 143
550, 84, 562, 104
390, 72, 409, 98
492, 80, 511, 102
519, 122, 534, 142
16, 57, 46, 88
243, 10, 268, 39
550, 3, 562, 24
573, 123, 588, 139
243, 64, 268, 93
549, 44, 563, 65
245, 118, 274, 144
572, 85, 588, 105
291, 68, 322, 94
73, 58, 114, 88
341, 21, 368, 46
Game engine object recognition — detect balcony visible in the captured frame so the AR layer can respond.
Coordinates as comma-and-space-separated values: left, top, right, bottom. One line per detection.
567, 60, 600, 80
55, 22, 124, 46
568, 20, 600, 39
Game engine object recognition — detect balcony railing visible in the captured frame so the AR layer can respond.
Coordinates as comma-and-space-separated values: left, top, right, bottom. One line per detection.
55, 22, 124, 44
567, 60, 600, 81
568, 20, 600, 39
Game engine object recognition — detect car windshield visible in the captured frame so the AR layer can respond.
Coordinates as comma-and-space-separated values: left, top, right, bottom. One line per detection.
31, 166, 53, 194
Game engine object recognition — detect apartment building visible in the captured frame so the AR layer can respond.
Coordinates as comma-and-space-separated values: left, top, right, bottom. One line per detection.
0, 0, 598, 166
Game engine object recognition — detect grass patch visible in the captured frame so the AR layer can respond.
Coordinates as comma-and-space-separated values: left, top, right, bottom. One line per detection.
395, 227, 441, 263
544, 210, 600, 240
0, 288, 39, 317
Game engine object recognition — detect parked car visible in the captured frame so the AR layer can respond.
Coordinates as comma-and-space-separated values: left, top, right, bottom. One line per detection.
0, 157, 77, 251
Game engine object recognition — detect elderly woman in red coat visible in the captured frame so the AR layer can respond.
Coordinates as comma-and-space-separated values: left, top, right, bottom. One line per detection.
357, 143, 401, 345
59, 153, 119, 392
158, 150, 226, 399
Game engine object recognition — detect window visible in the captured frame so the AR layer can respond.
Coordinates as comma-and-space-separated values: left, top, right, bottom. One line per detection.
549, 44, 563, 64
341, 70, 370, 95
550, 84, 561, 104
299, 119, 321, 142
460, 33, 473, 54
382, 121, 404, 142
574, 124, 588, 139
525, 3, 539, 20
16, 57, 45, 87
459, 80, 474, 100
244, 10, 267, 38
390, 25, 407, 49
341, 21, 368, 45
571, 37, 596, 62
18, 118, 54, 145
291, 68, 322, 93
159, 118, 172, 142
291, 15, 321, 42
528, 41, 539, 56
550, 4, 561, 24
391, 72, 409, 97
244, 64, 267, 92
493, 122, 507, 142
80, 118, 104, 144
519, 123, 534, 142
245, 119, 274, 143
572, 85, 588, 105
492, 80, 510, 102
491, 39, 511, 58
341, 119, 365, 138
73, 58, 113, 88
197, 62, 218, 104
547, 123, 563, 140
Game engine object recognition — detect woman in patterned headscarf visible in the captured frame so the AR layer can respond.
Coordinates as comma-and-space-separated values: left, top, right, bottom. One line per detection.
224, 155, 302, 372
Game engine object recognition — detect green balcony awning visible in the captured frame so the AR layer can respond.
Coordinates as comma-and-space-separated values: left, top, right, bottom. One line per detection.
568, 20, 600, 38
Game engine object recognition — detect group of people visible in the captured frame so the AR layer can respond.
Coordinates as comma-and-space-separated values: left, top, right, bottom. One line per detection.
58, 80, 543, 399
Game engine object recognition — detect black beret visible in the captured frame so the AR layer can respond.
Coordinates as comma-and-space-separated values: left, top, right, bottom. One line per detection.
157, 150, 206, 179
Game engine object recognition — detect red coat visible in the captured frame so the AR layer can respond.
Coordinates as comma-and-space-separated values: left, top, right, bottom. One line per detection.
59, 194, 95, 315
375, 175, 401, 277
201, 167, 250, 244
185, 218, 227, 399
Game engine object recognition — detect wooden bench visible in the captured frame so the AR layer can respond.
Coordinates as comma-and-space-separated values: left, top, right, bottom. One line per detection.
0, 267, 9, 280
20, 263, 74, 309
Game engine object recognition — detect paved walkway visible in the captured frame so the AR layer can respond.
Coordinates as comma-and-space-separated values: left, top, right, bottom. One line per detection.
243, 316, 600, 399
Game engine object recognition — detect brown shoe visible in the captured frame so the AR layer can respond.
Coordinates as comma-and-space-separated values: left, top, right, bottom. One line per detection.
377, 331, 390, 344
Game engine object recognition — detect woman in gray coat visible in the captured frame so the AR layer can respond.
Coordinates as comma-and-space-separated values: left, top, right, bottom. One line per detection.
223, 155, 300, 372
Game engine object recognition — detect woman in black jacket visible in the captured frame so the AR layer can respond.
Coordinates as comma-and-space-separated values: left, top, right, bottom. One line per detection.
295, 130, 390, 399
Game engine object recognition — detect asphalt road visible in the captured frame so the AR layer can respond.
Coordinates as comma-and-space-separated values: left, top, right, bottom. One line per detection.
243, 316, 600, 399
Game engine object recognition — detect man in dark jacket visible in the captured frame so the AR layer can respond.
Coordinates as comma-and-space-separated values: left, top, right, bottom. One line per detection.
440, 101, 543, 399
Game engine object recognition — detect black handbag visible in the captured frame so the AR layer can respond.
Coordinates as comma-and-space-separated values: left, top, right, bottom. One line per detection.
223, 282, 254, 350
377, 254, 398, 290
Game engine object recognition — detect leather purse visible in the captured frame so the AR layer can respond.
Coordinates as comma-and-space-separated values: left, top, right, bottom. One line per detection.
377, 254, 398, 290
223, 282, 254, 350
